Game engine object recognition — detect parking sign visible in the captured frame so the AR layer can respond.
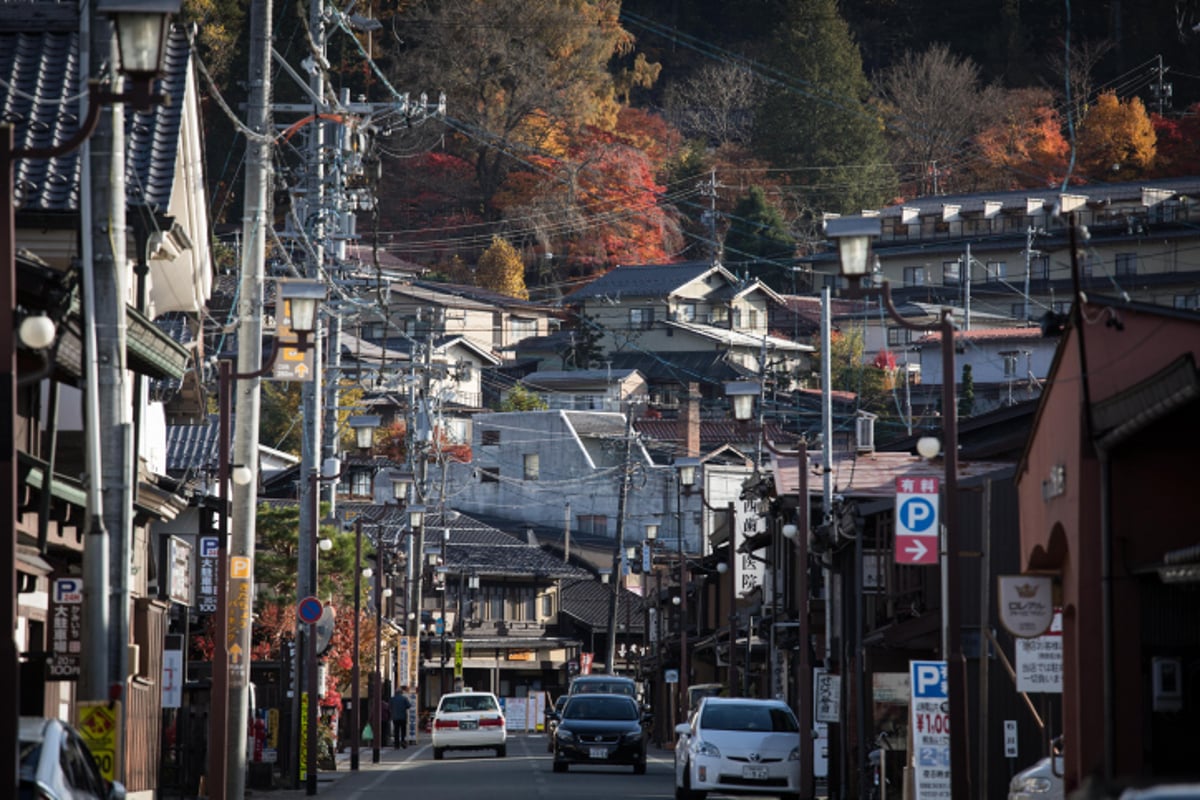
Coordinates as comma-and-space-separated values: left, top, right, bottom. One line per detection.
895, 476, 939, 565
910, 660, 950, 800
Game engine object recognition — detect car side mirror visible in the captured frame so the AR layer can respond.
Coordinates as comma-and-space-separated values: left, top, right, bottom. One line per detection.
674, 722, 691, 736
547, 711, 559, 721
108, 781, 127, 800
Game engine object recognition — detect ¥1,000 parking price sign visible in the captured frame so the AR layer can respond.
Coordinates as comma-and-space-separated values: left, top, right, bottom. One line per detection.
910, 660, 950, 800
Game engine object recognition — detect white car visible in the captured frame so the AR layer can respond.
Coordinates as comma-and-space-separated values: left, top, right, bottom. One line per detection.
674, 697, 802, 800
431, 690, 507, 759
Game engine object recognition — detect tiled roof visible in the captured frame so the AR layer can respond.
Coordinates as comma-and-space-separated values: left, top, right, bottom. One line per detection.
1, 23, 191, 213
917, 326, 1047, 345
562, 261, 718, 302
563, 410, 627, 437
560, 578, 645, 633
604, 350, 745, 384
164, 414, 219, 476
773, 451, 1013, 499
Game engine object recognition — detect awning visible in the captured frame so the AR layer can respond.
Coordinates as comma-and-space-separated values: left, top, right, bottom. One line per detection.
126, 304, 191, 380
21, 454, 87, 508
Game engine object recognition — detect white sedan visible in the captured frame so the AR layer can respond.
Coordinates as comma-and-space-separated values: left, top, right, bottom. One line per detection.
674, 697, 802, 800
431, 690, 507, 759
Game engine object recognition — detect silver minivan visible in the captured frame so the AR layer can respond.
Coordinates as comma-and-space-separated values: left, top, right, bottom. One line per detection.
1008, 738, 1064, 800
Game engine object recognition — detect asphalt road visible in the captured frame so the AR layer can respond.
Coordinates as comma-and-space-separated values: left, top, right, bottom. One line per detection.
258, 733, 678, 799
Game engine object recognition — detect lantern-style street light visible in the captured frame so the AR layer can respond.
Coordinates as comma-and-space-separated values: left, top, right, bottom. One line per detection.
825, 215, 967, 799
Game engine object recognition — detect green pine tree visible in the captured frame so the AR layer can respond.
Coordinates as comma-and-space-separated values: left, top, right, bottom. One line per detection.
751, 0, 897, 215
958, 363, 975, 418
723, 186, 795, 268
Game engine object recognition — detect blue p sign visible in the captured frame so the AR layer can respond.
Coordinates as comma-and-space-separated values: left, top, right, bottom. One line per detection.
912, 661, 947, 698
899, 497, 936, 533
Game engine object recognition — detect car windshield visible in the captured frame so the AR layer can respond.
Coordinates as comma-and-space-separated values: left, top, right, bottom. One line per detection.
565, 697, 638, 721
700, 704, 799, 733
439, 695, 498, 713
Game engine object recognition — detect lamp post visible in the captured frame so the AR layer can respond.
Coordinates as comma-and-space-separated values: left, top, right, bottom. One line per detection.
826, 215, 967, 799
213, 279, 321, 800
1, 1, 179, 794
300, 413, 375, 794
673, 458, 697, 720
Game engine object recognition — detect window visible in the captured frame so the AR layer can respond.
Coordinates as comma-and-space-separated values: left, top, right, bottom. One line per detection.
676, 303, 696, 322
1052, 301, 1071, 315
903, 266, 925, 287
1011, 303, 1028, 319
942, 260, 960, 285
511, 317, 537, 339
480, 467, 499, 483
629, 307, 655, 328
1115, 253, 1137, 278
523, 453, 539, 481
887, 327, 914, 347
492, 310, 503, 347
747, 308, 758, 329
578, 515, 608, 536
488, 588, 504, 620
481, 429, 500, 446
1000, 351, 1020, 378
1031, 254, 1050, 281
351, 472, 372, 497
1083, 254, 1099, 279
986, 261, 1007, 282
1174, 294, 1200, 310
541, 593, 554, 618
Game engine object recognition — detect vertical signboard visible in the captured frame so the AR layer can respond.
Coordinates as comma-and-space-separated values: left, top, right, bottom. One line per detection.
227, 555, 252, 688
1016, 609, 1063, 693
733, 496, 767, 598
162, 634, 184, 709
814, 667, 840, 723
48, 576, 83, 680
165, 536, 193, 605
895, 476, 940, 565
910, 660, 951, 800
197, 535, 220, 614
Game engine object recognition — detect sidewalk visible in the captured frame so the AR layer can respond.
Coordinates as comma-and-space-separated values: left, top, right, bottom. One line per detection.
246, 741, 420, 798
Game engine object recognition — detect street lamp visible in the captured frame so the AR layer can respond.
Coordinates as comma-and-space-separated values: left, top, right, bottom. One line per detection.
826, 215, 967, 799
1, 1, 181, 794
212, 277, 322, 800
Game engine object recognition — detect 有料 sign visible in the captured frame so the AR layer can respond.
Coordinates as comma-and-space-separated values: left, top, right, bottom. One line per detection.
894, 477, 939, 565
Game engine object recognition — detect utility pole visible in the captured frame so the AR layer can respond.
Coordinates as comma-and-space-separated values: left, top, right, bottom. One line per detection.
698, 169, 721, 265
963, 243, 972, 331
80, 8, 132, 776
606, 410, 636, 672
222, 1, 274, 797
1024, 226, 1035, 323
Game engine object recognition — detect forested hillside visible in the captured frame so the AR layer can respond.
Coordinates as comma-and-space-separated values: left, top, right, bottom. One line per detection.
186, 0, 1200, 299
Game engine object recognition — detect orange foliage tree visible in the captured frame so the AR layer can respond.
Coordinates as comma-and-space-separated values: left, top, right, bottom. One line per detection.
970, 88, 1070, 189
1076, 91, 1157, 179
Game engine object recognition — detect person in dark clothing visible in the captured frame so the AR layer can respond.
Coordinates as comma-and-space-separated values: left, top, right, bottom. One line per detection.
389, 686, 413, 748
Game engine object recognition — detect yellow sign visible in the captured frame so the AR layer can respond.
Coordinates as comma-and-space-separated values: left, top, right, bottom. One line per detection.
299, 693, 309, 782
507, 650, 536, 661
76, 701, 122, 782
454, 639, 463, 678
230, 556, 251, 579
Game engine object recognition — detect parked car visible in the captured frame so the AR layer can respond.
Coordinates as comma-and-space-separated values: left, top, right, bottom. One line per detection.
546, 694, 569, 752
674, 697, 802, 800
552, 693, 650, 774
19, 716, 126, 800
568, 674, 638, 698
431, 690, 506, 760
1007, 737, 1063, 800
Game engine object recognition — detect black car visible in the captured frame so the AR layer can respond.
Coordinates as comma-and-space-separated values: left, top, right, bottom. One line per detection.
551, 693, 650, 774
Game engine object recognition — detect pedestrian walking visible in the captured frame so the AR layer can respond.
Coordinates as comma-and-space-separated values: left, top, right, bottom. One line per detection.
389, 685, 413, 748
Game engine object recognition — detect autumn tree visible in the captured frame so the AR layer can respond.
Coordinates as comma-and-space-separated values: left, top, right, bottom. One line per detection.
875, 44, 1001, 197
385, 0, 635, 207
1149, 103, 1200, 177
476, 236, 529, 299
1076, 91, 1157, 178
663, 61, 760, 146
814, 329, 891, 416
752, 0, 896, 215
969, 88, 1069, 189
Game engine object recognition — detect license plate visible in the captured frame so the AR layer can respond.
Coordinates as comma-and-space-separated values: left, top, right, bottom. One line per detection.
742, 765, 769, 780
459, 720, 478, 730
589, 747, 608, 759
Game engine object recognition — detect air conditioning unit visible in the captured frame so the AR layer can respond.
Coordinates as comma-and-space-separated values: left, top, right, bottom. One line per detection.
855, 413, 877, 453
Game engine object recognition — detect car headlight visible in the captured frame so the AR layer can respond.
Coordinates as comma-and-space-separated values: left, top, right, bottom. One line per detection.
1015, 777, 1053, 793
788, 746, 802, 762
693, 739, 721, 757
556, 728, 575, 743
622, 730, 643, 742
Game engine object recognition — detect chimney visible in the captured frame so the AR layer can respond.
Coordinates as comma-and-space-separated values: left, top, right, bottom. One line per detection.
680, 382, 701, 457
